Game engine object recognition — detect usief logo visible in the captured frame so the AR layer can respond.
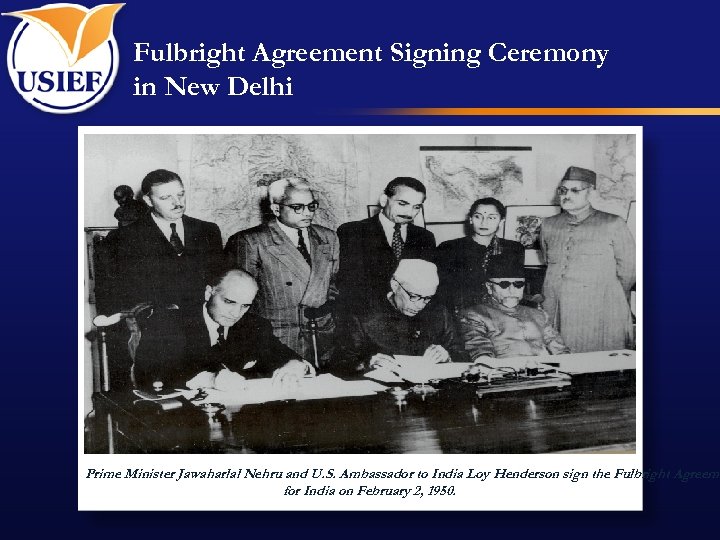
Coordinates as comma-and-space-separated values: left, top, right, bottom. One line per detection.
4, 3, 123, 113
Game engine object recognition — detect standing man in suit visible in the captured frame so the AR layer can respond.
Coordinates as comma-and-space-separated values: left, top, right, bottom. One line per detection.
134, 269, 312, 390
337, 177, 436, 316
109, 169, 223, 314
225, 178, 339, 366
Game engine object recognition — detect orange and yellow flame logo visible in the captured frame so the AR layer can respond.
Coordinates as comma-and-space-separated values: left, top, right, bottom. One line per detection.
4, 3, 124, 113
4, 3, 123, 65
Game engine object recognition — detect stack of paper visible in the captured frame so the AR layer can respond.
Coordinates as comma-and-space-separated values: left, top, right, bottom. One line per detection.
195, 373, 388, 407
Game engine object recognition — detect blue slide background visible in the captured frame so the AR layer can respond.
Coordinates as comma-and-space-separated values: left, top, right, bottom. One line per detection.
1, 0, 718, 532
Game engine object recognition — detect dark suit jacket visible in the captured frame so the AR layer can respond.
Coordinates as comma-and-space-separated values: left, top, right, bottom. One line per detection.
224, 220, 339, 361
434, 236, 525, 311
336, 215, 436, 316
107, 213, 223, 313
133, 307, 298, 389
335, 298, 466, 375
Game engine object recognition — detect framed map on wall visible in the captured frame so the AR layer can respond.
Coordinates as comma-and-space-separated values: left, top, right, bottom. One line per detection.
419, 146, 535, 222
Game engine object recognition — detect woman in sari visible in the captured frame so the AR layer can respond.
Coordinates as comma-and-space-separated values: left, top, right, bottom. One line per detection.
435, 197, 524, 312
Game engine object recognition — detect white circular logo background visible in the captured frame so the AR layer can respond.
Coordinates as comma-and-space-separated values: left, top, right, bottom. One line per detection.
7, 19, 118, 114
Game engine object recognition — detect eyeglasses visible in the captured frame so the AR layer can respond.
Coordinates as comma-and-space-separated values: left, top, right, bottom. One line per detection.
278, 201, 319, 214
393, 278, 434, 303
488, 280, 525, 289
557, 186, 590, 196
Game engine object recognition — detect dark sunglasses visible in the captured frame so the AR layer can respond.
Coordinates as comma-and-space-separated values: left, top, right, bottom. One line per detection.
488, 280, 525, 289
279, 201, 319, 214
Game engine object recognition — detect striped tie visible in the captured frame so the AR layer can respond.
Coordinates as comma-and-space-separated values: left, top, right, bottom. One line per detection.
297, 229, 312, 267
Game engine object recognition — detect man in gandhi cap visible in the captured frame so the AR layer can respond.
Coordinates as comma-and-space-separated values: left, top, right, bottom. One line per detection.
459, 255, 569, 360
335, 259, 465, 374
540, 166, 635, 352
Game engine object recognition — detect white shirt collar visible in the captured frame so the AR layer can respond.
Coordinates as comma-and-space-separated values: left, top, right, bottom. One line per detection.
276, 218, 302, 246
203, 303, 226, 346
151, 212, 184, 243
378, 211, 407, 245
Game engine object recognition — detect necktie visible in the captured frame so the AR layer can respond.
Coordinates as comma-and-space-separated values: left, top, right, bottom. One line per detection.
216, 326, 225, 346
391, 223, 404, 260
297, 229, 312, 267
169, 223, 184, 255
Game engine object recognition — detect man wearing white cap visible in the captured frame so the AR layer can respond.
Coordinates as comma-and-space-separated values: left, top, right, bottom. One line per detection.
337, 259, 464, 374
540, 166, 635, 352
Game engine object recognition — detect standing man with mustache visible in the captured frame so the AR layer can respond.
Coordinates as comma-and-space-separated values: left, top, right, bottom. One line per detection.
540, 166, 635, 352
336, 177, 436, 318
109, 169, 223, 314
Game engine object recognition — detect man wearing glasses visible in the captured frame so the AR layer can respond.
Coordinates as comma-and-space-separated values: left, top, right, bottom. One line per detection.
540, 166, 635, 353
225, 178, 339, 367
336, 259, 464, 374
459, 256, 569, 360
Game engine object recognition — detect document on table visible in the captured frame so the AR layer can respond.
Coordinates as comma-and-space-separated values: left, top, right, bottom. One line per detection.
197, 373, 388, 407
361, 350, 635, 384
364, 356, 474, 384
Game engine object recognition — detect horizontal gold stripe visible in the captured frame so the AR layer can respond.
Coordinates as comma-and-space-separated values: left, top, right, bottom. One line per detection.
373, 107, 720, 116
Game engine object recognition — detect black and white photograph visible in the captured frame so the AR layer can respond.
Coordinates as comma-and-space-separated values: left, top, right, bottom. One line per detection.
81, 128, 640, 463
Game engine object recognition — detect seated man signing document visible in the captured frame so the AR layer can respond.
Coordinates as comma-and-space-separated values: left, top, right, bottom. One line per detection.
134, 269, 313, 390
337, 259, 466, 375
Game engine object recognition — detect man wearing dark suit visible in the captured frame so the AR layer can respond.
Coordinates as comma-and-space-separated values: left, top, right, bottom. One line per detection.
225, 178, 339, 365
108, 169, 223, 314
134, 269, 311, 390
336, 177, 436, 317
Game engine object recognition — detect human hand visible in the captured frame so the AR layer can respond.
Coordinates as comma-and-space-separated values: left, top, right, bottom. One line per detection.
368, 353, 398, 372
423, 344, 450, 364
185, 370, 216, 390
272, 359, 315, 388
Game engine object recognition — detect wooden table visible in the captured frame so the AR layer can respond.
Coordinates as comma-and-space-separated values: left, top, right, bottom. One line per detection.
87, 371, 635, 454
